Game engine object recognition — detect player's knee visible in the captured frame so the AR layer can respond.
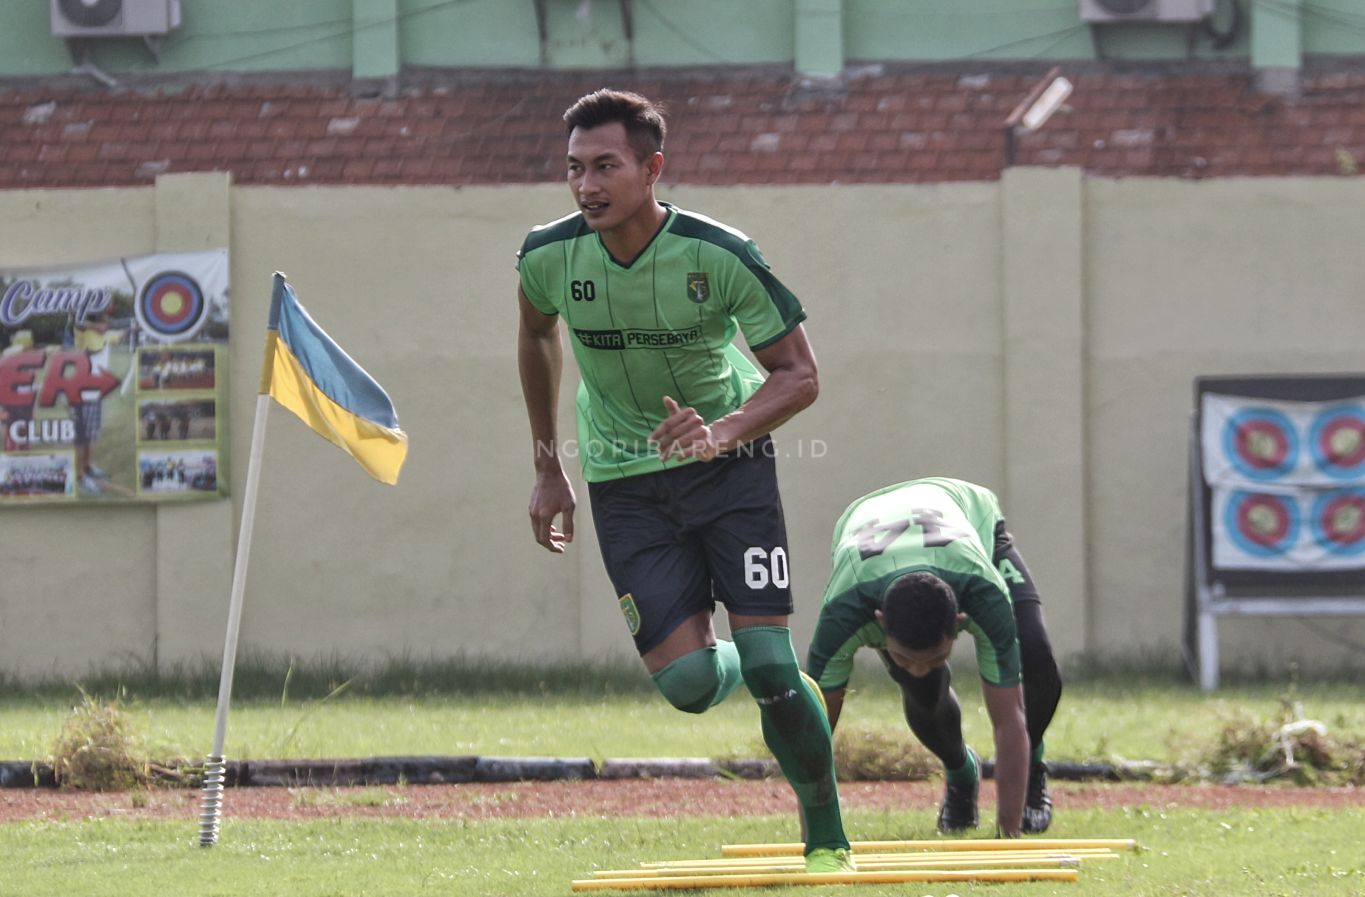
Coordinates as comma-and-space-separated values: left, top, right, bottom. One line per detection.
1015, 602, 1062, 690
651, 646, 723, 714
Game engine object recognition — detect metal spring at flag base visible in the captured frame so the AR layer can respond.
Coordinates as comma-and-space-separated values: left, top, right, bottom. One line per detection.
198, 754, 226, 847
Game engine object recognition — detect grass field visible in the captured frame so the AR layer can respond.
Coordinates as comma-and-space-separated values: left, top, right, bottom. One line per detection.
4, 807, 1362, 896
1, 674, 1361, 769
3, 662, 1363, 896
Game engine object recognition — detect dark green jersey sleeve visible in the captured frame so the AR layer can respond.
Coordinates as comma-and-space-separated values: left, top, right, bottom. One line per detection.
667, 210, 806, 351
945, 571, 1021, 687
807, 586, 883, 691
516, 211, 586, 316
721, 241, 805, 350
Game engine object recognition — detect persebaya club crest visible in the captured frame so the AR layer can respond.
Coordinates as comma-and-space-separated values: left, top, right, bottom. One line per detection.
686, 272, 710, 304
618, 593, 641, 635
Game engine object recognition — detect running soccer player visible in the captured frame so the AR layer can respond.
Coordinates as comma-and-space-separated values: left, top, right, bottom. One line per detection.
806, 477, 1063, 837
515, 89, 852, 873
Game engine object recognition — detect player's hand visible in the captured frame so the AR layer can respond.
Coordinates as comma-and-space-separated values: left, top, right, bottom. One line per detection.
651, 396, 719, 462
528, 469, 575, 553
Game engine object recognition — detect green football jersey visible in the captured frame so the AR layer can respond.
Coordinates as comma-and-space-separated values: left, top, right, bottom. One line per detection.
807, 477, 1022, 689
517, 203, 805, 483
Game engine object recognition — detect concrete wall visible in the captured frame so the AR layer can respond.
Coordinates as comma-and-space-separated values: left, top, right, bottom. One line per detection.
2, 169, 1364, 679
1083, 176, 1365, 668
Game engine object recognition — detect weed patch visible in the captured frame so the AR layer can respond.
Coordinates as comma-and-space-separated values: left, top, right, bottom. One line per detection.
51, 692, 147, 791
833, 725, 938, 781
1205, 695, 1365, 786
289, 787, 407, 809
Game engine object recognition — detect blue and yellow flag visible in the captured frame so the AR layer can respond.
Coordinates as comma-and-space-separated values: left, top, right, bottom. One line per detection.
261, 273, 408, 485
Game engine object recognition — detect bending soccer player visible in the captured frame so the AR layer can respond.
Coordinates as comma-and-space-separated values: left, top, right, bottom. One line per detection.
516, 89, 852, 873
806, 477, 1063, 837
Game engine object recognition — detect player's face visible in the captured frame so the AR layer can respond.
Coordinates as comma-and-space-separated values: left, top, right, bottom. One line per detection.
566, 122, 660, 233
884, 632, 955, 679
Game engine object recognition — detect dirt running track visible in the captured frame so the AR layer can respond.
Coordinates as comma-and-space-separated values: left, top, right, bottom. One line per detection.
1, 780, 1359, 822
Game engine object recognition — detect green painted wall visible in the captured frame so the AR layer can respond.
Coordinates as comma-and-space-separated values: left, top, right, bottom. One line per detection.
628, 1, 793, 68
1299, 0, 1363, 55
399, 0, 541, 68
848, 0, 1089, 62
3, 0, 1358, 79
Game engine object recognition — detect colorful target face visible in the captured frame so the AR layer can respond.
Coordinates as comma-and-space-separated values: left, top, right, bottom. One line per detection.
137, 271, 207, 341
1222, 408, 1298, 481
1224, 490, 1299, 557
1310, 489, 1365, 557
1308, 405, 1365, 480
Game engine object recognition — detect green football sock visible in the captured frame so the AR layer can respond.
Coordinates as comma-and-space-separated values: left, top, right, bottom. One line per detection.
946, 749, 979, 787
1031, 739, 1046, 765
733, 625, 848, 853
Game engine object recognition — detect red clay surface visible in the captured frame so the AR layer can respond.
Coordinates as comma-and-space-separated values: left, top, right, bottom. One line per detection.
1, 779, 1358, 823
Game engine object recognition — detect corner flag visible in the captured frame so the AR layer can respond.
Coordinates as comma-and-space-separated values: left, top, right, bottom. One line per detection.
199, 273, 409, 847
261, 273, 408, 484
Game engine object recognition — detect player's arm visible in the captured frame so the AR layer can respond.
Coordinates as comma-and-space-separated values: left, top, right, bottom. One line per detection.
807, 594, 865, 734
822, 687, 847, 731
517, 285, 575, 553
963, 576, 1029, 835
982, 681, 1029, 837
652, 324, 818, 460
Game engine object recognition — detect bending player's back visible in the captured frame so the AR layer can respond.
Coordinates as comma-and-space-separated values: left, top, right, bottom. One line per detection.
828, 477, 1002, 586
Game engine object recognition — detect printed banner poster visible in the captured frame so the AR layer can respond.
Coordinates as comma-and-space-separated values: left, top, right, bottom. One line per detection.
0, 250, 229, 504
1201, 393, 1365, 488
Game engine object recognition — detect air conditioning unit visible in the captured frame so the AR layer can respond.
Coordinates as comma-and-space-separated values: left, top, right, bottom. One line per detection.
51, 0, 182, 38
1079, 0, 1214, 23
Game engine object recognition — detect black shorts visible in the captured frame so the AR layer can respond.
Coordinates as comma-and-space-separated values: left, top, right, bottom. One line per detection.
588, 436, 795, 655
992, 519, 1041, 606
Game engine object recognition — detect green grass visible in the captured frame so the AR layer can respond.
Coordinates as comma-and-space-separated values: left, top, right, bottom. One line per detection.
5, 663, 1363, 895
0, 654, 661, 703
3, 807, 1362, 896
2, 674, 1362, 769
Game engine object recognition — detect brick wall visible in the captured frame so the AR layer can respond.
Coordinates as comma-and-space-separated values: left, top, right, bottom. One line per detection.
2, 62, 1364, 188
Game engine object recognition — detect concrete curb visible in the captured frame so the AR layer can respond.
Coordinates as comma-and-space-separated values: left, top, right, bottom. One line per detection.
0, 756, 1136, 789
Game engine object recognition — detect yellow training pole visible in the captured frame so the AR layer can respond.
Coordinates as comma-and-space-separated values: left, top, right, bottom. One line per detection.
594, 856, 1092, 878
643, 847, 1119, 870
623, 851, 1117, 876
572, 868, 1079, 891
721, 837, 1139, 857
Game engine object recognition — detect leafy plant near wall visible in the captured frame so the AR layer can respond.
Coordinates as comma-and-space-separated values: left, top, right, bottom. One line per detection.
1335, 146, 1359, 176
51, 690, 148, 791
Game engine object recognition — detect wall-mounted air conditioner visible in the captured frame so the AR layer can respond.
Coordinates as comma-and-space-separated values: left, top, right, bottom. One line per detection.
51, 0, 183, 38
1079, 0, 1215, 23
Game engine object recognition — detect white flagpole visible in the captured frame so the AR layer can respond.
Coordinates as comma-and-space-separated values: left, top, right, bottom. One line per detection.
199, 277, 288, 847
197, 391, 271, 847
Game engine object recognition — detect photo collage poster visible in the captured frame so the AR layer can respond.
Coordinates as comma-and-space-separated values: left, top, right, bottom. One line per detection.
0, 250, 229, 504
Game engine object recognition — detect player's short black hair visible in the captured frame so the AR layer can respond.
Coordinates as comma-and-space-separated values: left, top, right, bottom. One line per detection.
563, 88, 666, 161
881, 572, 959, 650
